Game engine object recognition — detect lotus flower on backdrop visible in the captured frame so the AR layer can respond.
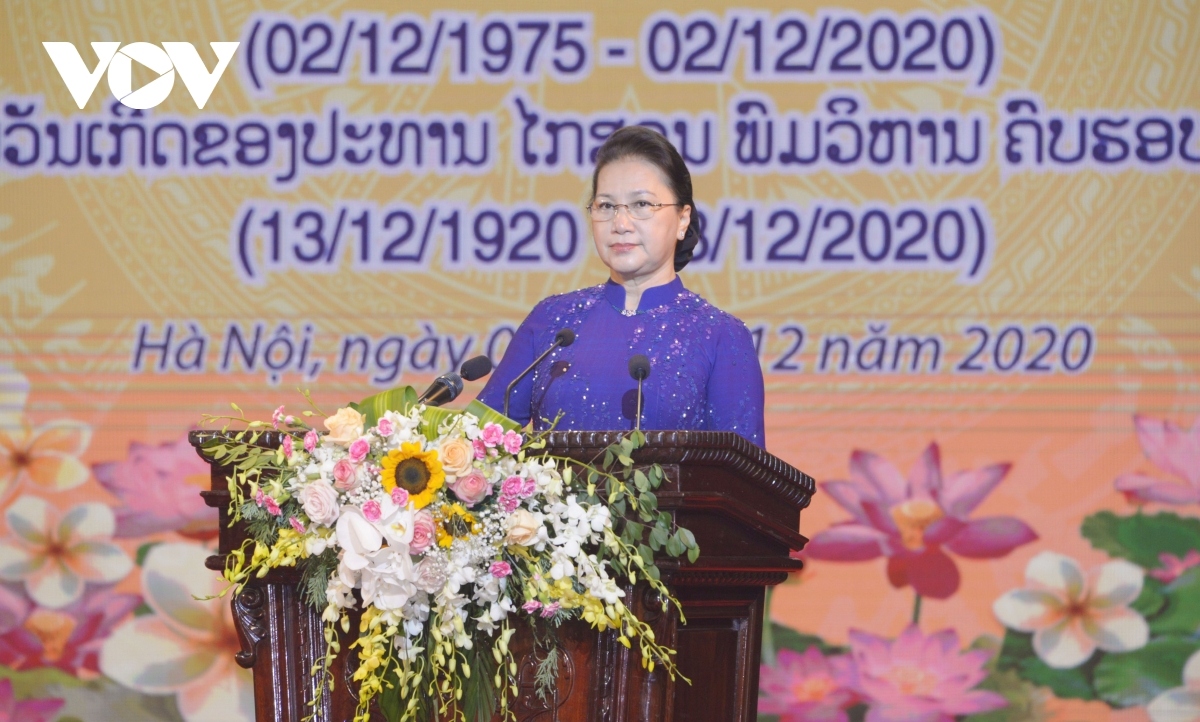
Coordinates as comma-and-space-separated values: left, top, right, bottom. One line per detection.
92, 437, 218, 538
848, 625, 1007, 721
1148, 647, 1200, 722
993, 551, 1149, 669
757, 646, 858, 722
1115, 415, 1200, 505
0, 419, 91, 500
0, 585, 140, 677
0, 496, 133, 609
100, 542, 254, 722
1149, 550, 1200, 584
0, 678, 63, 722
805, 443, 1037, 599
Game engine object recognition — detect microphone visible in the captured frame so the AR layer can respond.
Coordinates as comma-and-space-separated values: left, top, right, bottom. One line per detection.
628, 354, 650, 432
418, 371, 464, 407
459, 355, 493, 382
504, 328, 576, 417
418, 356, 495, 407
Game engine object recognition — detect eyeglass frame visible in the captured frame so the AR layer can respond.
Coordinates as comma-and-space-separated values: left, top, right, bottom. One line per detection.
585, 200, 686, 222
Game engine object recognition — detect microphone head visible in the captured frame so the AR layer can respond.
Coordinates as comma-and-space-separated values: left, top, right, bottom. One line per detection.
628, 354, 651, 381
424, 372, 463, 406
555, 328, 576, 347
459, 355, 493, 381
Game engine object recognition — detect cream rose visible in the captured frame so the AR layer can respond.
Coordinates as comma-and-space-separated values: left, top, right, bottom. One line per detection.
504, 509, 542, 546
438, 437, 474, 477
323, 407, 365, 446
298, 480, 340, 527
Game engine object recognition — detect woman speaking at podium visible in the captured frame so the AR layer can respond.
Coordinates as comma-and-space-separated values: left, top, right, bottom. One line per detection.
477, 126, 765, 447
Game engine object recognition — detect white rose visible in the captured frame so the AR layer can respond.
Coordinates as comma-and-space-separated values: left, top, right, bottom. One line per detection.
298, 480, 340, 527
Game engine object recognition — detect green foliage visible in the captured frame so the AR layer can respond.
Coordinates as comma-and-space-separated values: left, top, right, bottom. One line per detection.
766, 622, 846, 656
463, 399, 521, 432
1093, 636, 1200, 707
1133, 576, 1167, 618
1081, 510, 1200, 569
134, 541, 161, 566
300, 548, 339, 609
996, 630, 1097, 700
351, 385, 419, 427
1150, 567, 1200, 636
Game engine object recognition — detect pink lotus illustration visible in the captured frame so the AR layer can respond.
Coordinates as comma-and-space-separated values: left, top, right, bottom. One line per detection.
0, 586, 140, 677
0, 678, 62, 722
1115, 415, 1200, 505
1150, 550, 1200, 584
93, 437, 217, 539
806, 444, 1036, 599
849, 625, 1006, 721
758, 646, 858, 721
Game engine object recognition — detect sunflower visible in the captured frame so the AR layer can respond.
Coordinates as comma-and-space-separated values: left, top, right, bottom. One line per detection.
380, 442, 445, 509
436, 502, 480, 548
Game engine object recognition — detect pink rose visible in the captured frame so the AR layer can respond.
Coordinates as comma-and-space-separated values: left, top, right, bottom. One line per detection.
449, 471, 492, 507
522, 600, 542, 614
298, 480, 340, 526
540, 602, 561, 618
410, 510, 436, 553
391, 488, 409, 506
332, 459, 358, 491
502, 430, 523, 454
481, 423, 503, 448
472, 439, 487, 460
304, 429, 318, 453
376, 417, 395, 437
362, 500, 381, 523
281, 435, 294, 458
490, 561, 512, 578
348, 437, 370, 463
501, 476, 523, 497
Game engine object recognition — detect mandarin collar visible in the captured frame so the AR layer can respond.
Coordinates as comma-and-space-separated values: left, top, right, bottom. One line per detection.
603, 276, 685, 314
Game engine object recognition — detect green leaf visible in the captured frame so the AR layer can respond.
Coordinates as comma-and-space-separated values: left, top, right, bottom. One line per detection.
666, 535, 685, 557
618, 454, 634, 467
686, 546, 700, 563
462, 399, 521, 431
1150, 566, 1200, 635
1081, 511, 1200, 569
633, 470, 649, 492
1094, 636, 1200, 707
998, 630, 1096, 700
1133, 576, 1167, 618
135, 541, 162, 566
649, 526, 669, 548
132, 602, 154, 617
765, 623, 845, 656
678, 528, 697, 548
353, 386, 419, 426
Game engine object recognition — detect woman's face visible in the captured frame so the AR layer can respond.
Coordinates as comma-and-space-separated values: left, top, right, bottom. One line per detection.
591, 157, 691, 285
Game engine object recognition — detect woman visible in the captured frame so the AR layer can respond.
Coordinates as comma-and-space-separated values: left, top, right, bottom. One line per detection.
476, 126, 765, 446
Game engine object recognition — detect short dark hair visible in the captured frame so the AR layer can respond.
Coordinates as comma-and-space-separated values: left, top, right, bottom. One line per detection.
590, 126, 699, 272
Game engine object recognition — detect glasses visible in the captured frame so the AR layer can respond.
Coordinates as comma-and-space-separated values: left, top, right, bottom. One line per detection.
586, 200, 682, 222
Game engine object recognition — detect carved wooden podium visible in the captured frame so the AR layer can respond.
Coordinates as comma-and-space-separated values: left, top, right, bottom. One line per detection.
190, 430, 814, 722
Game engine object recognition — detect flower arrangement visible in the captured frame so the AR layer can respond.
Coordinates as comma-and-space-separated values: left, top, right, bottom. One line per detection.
197, 387, 698, 722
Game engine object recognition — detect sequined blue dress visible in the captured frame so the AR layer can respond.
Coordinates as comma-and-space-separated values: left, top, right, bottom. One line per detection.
476, 277, 765, 447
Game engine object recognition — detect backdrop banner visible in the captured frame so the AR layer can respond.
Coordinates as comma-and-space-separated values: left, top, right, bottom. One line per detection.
1, 1, 1198, 720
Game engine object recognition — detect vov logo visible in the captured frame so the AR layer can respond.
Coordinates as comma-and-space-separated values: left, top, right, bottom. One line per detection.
42, 41, 239, 110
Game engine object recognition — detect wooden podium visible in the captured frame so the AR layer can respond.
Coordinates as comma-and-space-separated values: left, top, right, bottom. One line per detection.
190, 429, 814, 722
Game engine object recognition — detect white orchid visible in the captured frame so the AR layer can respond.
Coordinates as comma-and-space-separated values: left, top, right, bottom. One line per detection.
1149, 648, 1200, 721
360, 545, 416, 611
993, 551, 1149, 668
0, 496, 132, 608
99, 543, 253, 722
